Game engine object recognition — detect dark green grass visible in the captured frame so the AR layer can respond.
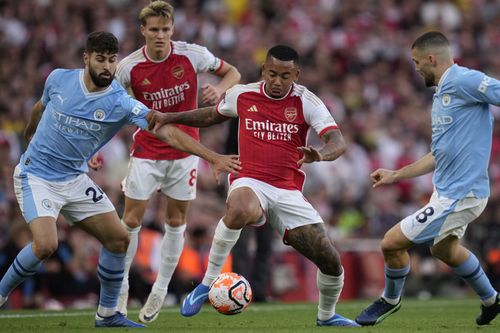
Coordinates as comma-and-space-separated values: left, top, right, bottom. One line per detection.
0, 298, 498, 333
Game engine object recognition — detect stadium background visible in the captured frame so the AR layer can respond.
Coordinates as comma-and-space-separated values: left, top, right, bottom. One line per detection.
0, 0, 499, 310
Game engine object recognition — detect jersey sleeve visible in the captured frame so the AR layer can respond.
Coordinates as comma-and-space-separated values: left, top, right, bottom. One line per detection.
119, 94, 150, 129
457, 69, 500, 106
302, 94, 338, 137
41, 69, 62, 107
215, 86, 239, 118
188, 42, 223, 73
116, 59, 132, 89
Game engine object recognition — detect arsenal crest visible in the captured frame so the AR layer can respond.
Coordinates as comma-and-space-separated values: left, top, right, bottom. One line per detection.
172, 65, 184, 79
284, 107, 297, 122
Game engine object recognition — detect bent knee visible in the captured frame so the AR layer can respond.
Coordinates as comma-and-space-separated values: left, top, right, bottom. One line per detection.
33, 241, 58, 259
226, 202, 261, 225
122, 215, 142, 229
103, 233, 130, 253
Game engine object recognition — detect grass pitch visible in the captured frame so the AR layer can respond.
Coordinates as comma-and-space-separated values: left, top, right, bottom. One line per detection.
0, 298, 498, 333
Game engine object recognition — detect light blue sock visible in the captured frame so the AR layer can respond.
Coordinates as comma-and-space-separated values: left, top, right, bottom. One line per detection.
97, 247, 125, 310
0, 243, 41, 297
451, 252, 497, 303
383, 265, 410, 303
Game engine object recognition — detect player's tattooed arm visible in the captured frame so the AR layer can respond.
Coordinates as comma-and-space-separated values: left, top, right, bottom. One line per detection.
24, 100, 45, 142
297, 128, 346, 166
147, 107, 229, 132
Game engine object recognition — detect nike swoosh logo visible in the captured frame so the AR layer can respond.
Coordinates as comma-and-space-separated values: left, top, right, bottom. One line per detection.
142, 311, 159, 321
187, 292, 208, 306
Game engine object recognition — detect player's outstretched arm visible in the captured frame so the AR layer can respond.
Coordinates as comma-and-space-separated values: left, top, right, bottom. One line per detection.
24, 100, 45, 142
152, 123, 241, 183
297, 129, 346, 166
371, 152, 435, 188
147, 107, 228, 132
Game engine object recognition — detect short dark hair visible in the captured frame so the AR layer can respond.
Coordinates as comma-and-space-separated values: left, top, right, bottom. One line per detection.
267, 45, 299, 64
411, 31, 449, 50
86, 31, 119, 55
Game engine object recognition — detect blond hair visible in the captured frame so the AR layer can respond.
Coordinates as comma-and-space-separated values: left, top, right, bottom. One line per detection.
139, 1, 174, 26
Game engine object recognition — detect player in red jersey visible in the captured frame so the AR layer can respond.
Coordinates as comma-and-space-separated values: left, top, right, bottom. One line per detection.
148, 45, 360, 327
114, 1, 241, 323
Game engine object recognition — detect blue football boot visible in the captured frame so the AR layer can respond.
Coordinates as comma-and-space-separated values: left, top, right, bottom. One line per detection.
317, 313, 361, 327
355, 297, 401, 326
180, 283, 210, 317
95, 311, 146, 328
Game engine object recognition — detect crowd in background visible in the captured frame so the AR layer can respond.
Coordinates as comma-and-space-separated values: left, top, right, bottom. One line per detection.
0, 0, 499, 309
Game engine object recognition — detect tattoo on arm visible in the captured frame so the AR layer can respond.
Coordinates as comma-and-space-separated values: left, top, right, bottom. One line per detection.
318, 129, 346, 161
170, 106, 228, 127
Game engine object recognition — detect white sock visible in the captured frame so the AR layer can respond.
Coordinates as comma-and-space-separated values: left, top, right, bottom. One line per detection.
382, 296, 400, 305
97, 305, 115, 318
153, 224, 186, 294
119, 220, 141, 295
202, 219, 241, 286
317, 269, 344, 321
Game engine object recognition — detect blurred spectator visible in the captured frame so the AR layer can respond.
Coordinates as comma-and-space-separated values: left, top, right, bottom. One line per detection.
1, 0, 499, 306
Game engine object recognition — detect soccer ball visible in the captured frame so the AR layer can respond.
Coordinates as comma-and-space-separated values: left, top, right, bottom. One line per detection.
208, 272, 252, 315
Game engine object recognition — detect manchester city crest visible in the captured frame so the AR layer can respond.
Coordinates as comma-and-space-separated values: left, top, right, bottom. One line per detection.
442, 94, 451, 106
93, 109, 106, 120
41, 199, 53, 210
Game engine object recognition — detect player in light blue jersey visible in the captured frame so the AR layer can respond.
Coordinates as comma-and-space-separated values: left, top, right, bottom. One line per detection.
0, 31, 240, 329
356, 31, 500, 327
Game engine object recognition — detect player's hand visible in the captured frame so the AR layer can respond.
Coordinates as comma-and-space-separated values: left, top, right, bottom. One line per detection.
370, 168, 397, 188
147, 110, 171, 133
201, 84, 222, 105
208, 153, 242, 184
88, 153, 103, 171
297, 146, 323, 166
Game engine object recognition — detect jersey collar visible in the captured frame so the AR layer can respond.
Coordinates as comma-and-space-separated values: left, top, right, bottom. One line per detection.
260, 81, 294, 100
79, 70, 113, 97
436, 64, 455, 94
142, 42, 172, 63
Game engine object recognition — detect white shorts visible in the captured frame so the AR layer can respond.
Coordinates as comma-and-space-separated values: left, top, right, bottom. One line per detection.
122, 156, 199, 201
228, 177, 323, 237
400, 191, 487, 245
13, 165, 115, 224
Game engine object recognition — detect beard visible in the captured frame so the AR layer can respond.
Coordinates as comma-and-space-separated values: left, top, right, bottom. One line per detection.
89, 66, 115, 87
424, 72, 436, 87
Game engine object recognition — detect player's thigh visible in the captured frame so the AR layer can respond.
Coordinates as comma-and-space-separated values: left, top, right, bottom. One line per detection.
400, 192, 487, 246
122, 196, 149, 228
160, 155, 199, 201
122, 157, 165, 200
78, 210, 127, 252
29, 216, 58, 257
59, 174, 115, 225
165, 197, 190, 226
381, 223, 413, 252
272, 189, 323, 238
13, 165, 64, 223
226, 179, 267, 228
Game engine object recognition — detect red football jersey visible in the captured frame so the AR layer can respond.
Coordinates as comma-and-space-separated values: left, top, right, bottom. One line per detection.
217, 82, 338, 190
116, 41, 223, 160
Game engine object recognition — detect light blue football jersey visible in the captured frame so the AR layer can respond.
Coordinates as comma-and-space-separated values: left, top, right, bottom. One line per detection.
20, 69, 150, 181
431, 64, 500, 199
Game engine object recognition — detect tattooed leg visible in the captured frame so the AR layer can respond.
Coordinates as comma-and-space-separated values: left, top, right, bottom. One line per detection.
286, 223, 342, 276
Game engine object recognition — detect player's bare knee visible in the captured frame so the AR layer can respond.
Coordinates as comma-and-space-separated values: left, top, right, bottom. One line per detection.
104, 234, 130, 253
122, 215, 142, 229
165, 217, 186, 228
33, 240, 58, 259
225, 202, 260, 226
